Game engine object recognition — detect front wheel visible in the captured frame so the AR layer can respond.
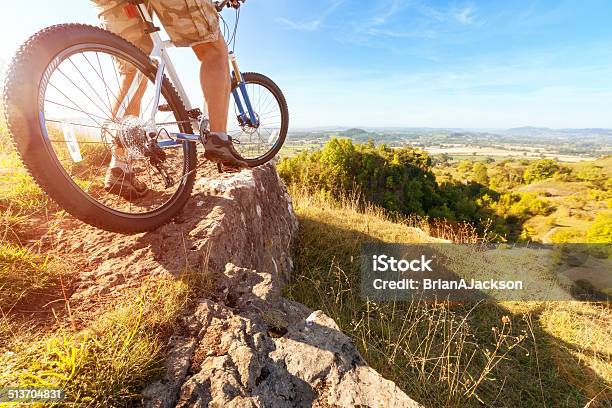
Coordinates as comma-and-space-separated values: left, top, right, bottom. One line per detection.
228, 72, 289, 167
4, 24, 197, 234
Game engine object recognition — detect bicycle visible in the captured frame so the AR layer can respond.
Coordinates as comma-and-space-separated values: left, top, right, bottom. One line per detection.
2, 0, 289, 234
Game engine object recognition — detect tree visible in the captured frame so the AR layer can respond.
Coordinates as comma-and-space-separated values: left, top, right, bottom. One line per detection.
435, 153, 451, 165
472, 162, 489, 185
523, 159, 560, 184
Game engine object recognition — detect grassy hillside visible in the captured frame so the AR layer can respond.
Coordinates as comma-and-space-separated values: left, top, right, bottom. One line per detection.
435, 155, 611, 243
286, 186, 612, 407
2, 111, 609, 406
279, 138, 611, 242
0, 109, 209, 406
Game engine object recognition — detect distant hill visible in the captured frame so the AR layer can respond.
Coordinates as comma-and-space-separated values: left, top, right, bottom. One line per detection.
339, 128, 370, 137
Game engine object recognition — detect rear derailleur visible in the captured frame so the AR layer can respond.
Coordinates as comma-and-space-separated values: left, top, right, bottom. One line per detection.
144, 134, 174, 188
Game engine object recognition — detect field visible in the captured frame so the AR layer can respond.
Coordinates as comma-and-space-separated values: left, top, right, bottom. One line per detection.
281, 127, 612, 163
434, 155, 611, 243
424, 144, 595, 162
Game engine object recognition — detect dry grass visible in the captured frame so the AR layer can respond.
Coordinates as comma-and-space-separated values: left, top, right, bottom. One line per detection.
287, 187, 612, 407
288, 185, 481, 244
537, 302, 612, 384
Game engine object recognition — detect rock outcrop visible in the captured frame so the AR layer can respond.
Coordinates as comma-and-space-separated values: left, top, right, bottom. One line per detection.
151, 263, 421, 408
62, 163, 421, 407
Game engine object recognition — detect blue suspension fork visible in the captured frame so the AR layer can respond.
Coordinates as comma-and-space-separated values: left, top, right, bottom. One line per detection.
230, 51, 259, 127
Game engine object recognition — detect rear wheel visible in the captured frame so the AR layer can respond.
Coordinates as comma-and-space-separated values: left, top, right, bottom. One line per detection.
4, 24, 197, 234
227, 72, 289, 167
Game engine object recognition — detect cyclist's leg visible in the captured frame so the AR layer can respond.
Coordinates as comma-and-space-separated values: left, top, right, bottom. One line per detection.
193, 38, 231, 134
150, 0, 246, 167
149, 0, 229, 133
91, 1, 154, 193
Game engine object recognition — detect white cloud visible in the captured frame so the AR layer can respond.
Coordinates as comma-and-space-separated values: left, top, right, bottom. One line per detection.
276, 0, 344, 31
454, 5, 475, 25
363, 27, 437, 39
275, 17, 322, 31
353, 1, 478, 42
416, 3, 477, 25
366, 0, 406, 27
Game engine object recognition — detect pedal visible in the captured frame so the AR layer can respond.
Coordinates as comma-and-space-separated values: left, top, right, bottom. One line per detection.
158, 103, 172, 112
187, 108, 202, 120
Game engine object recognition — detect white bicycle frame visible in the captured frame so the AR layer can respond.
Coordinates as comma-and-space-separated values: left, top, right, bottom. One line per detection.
115, 1, 258, 149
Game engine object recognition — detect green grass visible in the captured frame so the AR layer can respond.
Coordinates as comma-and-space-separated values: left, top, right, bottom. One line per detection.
517, 179, 590, 196
287, 188, 612, 407
0, 114, 113, 243
0, 151, 48, 209
0, 244, 66, 317
0, 270, 210, 406
1, 111, 55, 244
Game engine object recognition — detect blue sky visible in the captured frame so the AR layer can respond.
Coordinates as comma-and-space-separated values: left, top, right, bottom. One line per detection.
2, 0, 612, 129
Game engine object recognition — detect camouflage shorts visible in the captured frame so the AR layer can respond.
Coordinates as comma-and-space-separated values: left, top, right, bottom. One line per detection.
90, 0, 220, 51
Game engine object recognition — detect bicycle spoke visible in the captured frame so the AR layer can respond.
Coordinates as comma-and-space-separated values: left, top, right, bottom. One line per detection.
89, 52, 126, 117
66, 57, 113, 117
44, 98, 108, 126
94, 52, 114, 118
143, 93, 156, 118
45, 119, 107, 130
56, 66, 112, 122
110, 55, 130, 115
47, 140, 109, 144
259, 96, 277, 119
85, 149, 111, 193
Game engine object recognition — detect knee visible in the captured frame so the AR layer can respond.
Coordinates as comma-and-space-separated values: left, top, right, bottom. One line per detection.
193, 37, 228, 62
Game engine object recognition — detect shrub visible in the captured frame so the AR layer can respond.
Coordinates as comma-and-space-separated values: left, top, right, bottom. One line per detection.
493, 192, 553, 219
278, 140, 563, 241
278, 138, 439, 217
586, 212, 612, 243
551, 228, 586, 243
575, 164, 606, 185
472, 162, 489, 185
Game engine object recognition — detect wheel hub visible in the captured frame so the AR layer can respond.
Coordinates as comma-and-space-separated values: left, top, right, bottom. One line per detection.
239, 112, 260, 134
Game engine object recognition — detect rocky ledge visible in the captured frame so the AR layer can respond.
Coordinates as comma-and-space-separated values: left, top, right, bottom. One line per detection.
64, 163, 421, 407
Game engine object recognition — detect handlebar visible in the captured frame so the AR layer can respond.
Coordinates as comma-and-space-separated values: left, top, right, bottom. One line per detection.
215, 0, 245, 12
